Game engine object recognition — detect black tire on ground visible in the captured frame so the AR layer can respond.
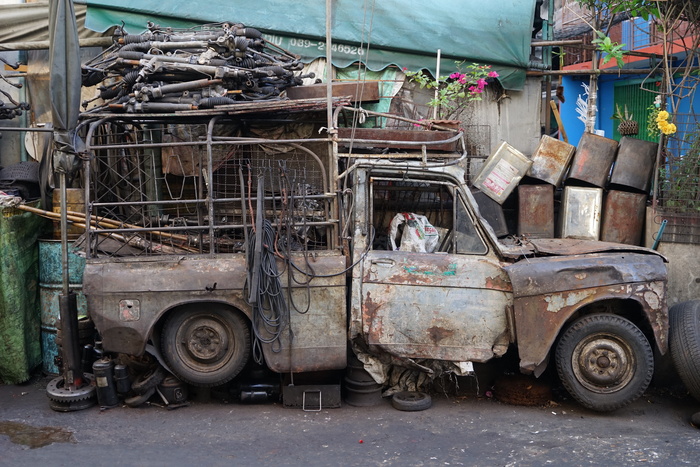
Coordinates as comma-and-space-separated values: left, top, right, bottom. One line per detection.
669, 300, 700, 402
160, 306, 251, 387
125, 387, 156, 408
555, 313, 654, 412
131, 365, 166, 395
391, 391, 432, 411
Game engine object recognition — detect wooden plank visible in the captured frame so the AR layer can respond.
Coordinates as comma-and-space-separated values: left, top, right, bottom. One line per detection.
287, 81, 380, 102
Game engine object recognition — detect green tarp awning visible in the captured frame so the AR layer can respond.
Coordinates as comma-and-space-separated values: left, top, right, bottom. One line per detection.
78, 0, 536, 90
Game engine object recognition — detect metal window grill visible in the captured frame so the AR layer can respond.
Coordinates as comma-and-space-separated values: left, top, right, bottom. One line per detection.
653, 113, 700, 245
83, 118, 336, 258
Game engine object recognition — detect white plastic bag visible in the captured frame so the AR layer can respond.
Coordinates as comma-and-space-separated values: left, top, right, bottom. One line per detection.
388, 212, 439, 253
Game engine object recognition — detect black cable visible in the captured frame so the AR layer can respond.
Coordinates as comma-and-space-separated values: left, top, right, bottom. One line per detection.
245, 219, 289, 365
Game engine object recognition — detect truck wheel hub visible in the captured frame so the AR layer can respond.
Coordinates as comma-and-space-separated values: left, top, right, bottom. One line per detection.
184, 320, 228, 361
574, 335, 634, 392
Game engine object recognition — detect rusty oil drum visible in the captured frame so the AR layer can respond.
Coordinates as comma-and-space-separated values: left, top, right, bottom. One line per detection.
609, 137, 659, 193
601, 190, 648, 245
518, 184, 554, 238
527, 135, 576, 187
567, 132, 619, 188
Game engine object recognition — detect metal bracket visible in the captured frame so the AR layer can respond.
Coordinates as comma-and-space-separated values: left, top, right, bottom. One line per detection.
302, 389, 322, 412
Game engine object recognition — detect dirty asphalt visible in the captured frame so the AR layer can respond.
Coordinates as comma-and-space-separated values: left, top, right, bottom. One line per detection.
2, 370, 700, 467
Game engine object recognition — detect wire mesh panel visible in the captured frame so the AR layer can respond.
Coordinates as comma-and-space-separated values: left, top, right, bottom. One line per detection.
83, 117, 335, 258
654, 113, 700, 244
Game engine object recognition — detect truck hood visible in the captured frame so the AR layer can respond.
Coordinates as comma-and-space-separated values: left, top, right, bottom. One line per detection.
499, 237, 667, 262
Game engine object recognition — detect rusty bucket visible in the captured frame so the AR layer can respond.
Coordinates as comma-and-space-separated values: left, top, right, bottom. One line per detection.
609, 137, 658, 193
567, 132, 619, 188
601, 190, 648, 245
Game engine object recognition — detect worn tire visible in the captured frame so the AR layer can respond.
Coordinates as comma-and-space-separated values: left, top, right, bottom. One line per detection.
131, 365, 166, 395
669, 300, 700, 402
391, 391, 432, 411
555, 313, 653, 412
161, 306, 251, 387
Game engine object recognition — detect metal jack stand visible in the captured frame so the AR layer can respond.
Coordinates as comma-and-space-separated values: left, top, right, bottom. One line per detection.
45, 174, 96, 412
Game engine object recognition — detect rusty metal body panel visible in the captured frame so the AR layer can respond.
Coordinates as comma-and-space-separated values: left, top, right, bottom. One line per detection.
360, 250, 513, 362
567, 132, 619, 187
505, 252, 668, 374
601, 190, 648, 245
609, 137, 658, 193
527, 135, 576, 187
84, 252, 347, 373
518, 184, 554, 238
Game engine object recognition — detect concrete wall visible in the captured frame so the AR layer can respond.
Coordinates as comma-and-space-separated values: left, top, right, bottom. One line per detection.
645, 207, 700, 307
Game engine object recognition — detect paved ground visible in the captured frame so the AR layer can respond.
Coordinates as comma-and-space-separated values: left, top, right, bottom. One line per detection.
1, 370, 700, 467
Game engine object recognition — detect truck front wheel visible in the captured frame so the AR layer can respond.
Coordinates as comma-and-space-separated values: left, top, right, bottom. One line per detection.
161, 306, 251, 387
555, 313, 653, 412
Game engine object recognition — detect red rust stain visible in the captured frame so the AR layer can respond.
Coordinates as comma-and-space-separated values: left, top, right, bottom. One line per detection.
485, 273, 512, 291
427, 326, 455, 343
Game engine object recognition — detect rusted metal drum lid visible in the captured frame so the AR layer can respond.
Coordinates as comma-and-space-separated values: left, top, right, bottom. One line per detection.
609, 137, 658, 193
567, 132, 619, 188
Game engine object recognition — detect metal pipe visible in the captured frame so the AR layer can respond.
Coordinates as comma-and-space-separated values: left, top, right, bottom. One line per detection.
0, 37, 113, 52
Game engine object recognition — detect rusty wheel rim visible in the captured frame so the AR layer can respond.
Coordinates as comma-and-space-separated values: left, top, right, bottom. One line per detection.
572, 332, 635, 394
175, 316, 233, 372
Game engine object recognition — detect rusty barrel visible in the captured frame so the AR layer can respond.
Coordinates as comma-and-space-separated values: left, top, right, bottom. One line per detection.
527, 135, 576, 187
609, 137, 659, 193
567, 132, 619, 188
601, 190, 648, 245
558, 186, 603, 240
39, 239, 88, 375
518, 184, 554, 238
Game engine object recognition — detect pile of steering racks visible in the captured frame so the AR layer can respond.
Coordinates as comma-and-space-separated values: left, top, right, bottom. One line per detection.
81, 22, 315, 113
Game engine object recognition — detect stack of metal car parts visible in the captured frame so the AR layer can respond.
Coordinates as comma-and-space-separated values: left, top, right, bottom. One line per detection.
81, 22, 312, 113
0, 57, 30, 120
472, 132, 658, 246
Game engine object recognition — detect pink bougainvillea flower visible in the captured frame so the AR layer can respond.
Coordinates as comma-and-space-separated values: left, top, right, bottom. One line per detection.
458, 76, 467, 84
477, 78, 487, 88
488, 71, 499, 78
449, 72, 461, 79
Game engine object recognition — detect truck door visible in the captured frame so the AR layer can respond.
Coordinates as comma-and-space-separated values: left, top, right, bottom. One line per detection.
358, 176, 513, 363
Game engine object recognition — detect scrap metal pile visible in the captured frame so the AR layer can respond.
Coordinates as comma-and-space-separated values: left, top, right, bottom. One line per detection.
0, 57, 30, 120
81, 22, 313, 113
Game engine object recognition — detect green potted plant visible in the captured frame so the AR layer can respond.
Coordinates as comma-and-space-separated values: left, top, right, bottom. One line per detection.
612, 103, 639, 136
403, 62, 498, 127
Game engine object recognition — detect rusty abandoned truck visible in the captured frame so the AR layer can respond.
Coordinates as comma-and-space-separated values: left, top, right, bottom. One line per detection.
79, 107, 668, 412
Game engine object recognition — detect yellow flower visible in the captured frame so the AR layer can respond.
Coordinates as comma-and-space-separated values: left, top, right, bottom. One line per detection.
661, 122, 676, 135
656, 110, 669, 122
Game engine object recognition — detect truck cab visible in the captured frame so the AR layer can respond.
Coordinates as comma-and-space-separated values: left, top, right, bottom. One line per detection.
81, 109, 668, 412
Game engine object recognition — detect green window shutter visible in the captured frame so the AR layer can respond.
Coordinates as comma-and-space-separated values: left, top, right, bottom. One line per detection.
613, 80, 658, 142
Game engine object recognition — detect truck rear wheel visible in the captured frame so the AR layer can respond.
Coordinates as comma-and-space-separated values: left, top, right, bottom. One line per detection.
161, 306, 251, 387
555, 313, 653, 412
669, 300, 700, 402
